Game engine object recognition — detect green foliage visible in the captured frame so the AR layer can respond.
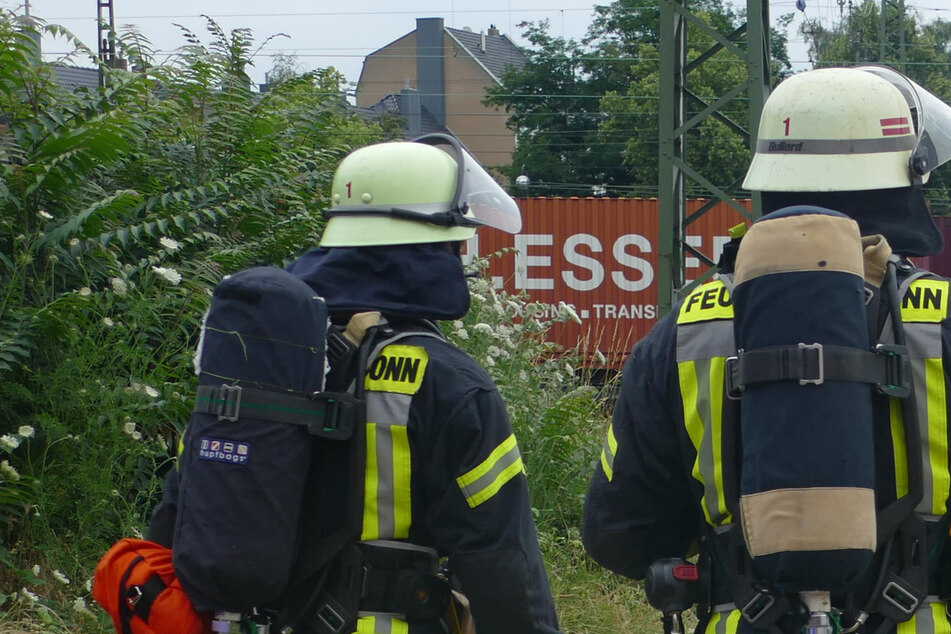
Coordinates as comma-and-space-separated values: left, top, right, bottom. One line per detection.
0, 10, 387, 629
0, 9, 641, 632
801, 4, 951, 212
486, 0, 792, 197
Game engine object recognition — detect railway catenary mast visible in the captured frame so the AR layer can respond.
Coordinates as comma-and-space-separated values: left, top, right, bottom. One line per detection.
657, 0, 770, 316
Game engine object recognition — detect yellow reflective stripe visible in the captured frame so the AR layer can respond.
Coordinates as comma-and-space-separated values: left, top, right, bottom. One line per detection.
391, 424, 412, 538
679, 360, 714, 526
362, 422, 381, 541
456, 433, 523, 508
709, 357, 731, 524
355, 616, 410, 634
926, 357, 950, 515
725, 609, 741, 634
933, 602, 951, 634
890, 397, 910, 498
679, 358, 732, 526
899, 614, 917, 634
902, 279, 949, 323
600, 423, 617, 481
704, 610, 741, 634
896, 602, 951, 634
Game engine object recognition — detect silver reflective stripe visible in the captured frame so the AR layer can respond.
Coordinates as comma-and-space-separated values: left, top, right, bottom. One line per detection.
756, 135, 916, 155
367, 391, 413, 425
365, 391, 413, 540
678, 320, 736, 361
904, 322, 945, 516
693, 357, 723, 522
916, 601, 935, 634
458, 443, 521, 503
906, 322, 943, 359
356, 612, 408, 633
373, 421, 396, 538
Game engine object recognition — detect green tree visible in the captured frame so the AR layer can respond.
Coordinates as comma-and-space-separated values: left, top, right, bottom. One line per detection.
486, 21, 626, 196
801, 2, 951, 212
487, 0, 791, 197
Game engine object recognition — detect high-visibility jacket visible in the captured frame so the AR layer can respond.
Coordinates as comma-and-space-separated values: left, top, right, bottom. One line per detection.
148, 322, 561, 634
351, 325, 560, 634
583, 261, 951, 634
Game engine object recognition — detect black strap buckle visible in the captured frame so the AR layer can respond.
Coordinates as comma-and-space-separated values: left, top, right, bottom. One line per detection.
882, 580, 920, 616
874, 344, 912, 398
216, 384, 242, 422
307, 391, 359, 441
741, 589, 776, 624
797, 342, 824, 386
725, 355, 742, 400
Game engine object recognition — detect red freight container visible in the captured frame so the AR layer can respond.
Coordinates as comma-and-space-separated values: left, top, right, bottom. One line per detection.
471, 197, 751, 368
474, 198, 951, 368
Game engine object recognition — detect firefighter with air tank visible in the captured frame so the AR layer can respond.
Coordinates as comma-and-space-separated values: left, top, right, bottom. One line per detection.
583, 66, 951, 634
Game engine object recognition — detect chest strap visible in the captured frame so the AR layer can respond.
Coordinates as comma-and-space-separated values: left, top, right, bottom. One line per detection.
725, 342, 911, 399
194, 384, 359, 441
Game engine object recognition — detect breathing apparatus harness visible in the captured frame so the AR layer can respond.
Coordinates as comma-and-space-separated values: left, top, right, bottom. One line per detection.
198, 317, 454, 634
646, 229, 933, 634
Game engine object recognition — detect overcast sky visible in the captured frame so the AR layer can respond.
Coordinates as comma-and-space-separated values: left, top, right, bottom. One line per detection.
0, 0, 912, 88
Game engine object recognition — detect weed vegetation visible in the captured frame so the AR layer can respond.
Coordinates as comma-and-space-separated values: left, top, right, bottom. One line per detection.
0, 11, 657, 633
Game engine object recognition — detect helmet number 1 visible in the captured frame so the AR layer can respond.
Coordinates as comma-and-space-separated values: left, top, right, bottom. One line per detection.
345, 181, 352, 198
783, 117, 790, 136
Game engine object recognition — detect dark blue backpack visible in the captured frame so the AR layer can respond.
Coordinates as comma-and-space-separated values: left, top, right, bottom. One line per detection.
172, 267, 362, 612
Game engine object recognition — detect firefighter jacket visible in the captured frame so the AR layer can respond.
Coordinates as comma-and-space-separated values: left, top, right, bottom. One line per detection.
150, 244, 561, 634
582, 260, 951, 634
347, 325, 561, 634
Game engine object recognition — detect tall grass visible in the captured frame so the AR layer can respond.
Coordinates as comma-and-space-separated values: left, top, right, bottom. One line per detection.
0, 11, 660, 633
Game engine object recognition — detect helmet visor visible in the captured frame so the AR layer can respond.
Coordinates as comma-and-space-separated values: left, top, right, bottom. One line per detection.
414, 134, 522, 233
856, 65, 951, 175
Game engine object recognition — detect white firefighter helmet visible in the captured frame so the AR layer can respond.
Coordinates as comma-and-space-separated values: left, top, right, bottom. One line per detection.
320, 134, 522, 247
743, 66, 951, 192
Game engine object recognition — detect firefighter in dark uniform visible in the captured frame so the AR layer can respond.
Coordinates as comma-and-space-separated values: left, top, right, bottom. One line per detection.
582, 66, 951, 634
150, 135, 561, 634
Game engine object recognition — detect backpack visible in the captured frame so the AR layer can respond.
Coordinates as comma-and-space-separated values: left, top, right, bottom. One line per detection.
92, 538, 210, 634
172, 266, 367, 613
725, 206, 925, 629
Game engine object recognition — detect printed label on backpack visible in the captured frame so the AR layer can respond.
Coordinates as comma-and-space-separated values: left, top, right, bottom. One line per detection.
198, 437, 250, 465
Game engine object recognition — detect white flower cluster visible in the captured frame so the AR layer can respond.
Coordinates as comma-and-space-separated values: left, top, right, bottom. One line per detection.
1, 459, 20, 480
152, 265, 182, 285
159, 236, 180, 251
123, 419, 143, 441
128, 382, 161, 398
110, 277, 128, 296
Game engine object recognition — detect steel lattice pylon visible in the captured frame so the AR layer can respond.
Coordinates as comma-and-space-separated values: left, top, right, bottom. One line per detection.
657, 0, 771, 316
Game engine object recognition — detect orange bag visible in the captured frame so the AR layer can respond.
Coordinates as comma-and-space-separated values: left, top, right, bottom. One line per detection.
92, 538, 211, 634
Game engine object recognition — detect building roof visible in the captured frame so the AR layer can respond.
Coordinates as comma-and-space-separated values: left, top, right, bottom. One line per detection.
51, 64, 100, 92
445, 27, 527, 84
358, 93, 452, 138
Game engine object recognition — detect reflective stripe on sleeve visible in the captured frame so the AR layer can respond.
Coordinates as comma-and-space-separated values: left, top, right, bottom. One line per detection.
600, 423, 617, 481
456, 433, 524, 508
